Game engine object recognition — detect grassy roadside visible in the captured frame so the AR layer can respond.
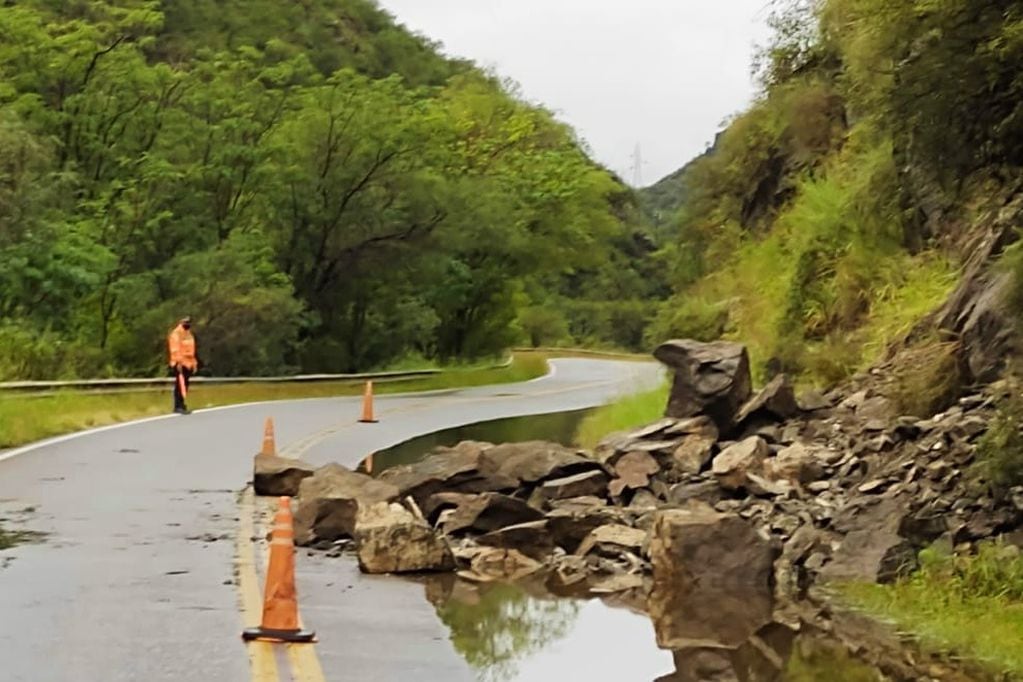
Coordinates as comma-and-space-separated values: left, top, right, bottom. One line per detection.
0, 353, 551, 449
839, 543, 1023, 676
575, 382, 670, 449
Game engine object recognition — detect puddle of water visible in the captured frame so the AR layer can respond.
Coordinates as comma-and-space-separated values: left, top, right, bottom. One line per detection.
425, 577, 890, 682
360, 408, 594, 474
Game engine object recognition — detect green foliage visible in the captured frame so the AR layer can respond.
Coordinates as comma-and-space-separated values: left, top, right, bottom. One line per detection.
575, 382, 670, 450
0, 1, 660, 379
976, 393, 1023, 490
843, 542, 1023, 675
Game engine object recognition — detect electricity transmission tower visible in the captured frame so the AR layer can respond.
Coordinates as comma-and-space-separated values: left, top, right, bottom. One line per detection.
630, 143, 645, 187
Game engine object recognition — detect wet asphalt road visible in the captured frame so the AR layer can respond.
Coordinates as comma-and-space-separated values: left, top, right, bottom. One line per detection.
0, 358, 661, 682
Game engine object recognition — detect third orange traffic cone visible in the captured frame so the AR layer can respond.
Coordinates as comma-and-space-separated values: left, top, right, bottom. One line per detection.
242, 497, 316, 643
259, 417, 276, 457
358, 381, 378, 423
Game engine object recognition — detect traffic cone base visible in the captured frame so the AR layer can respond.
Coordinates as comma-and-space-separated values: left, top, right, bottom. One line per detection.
242, 497, 316, 644
242, 626, 316, 643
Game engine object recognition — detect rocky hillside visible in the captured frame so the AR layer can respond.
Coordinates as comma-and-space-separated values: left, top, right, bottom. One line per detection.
252, 335, 1022, 679
646, 0, 1023, 396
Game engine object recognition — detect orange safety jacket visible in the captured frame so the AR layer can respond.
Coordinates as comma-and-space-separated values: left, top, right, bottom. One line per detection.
167, 324, 198, 371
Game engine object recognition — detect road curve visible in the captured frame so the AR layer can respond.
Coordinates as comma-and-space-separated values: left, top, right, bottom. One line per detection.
0, 358, 661, 682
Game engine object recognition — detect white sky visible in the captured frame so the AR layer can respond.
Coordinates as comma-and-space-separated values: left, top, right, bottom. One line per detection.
375, 1, 774, 186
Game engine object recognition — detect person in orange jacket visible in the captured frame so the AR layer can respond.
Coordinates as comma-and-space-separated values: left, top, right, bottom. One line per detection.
167, 316, 199, 414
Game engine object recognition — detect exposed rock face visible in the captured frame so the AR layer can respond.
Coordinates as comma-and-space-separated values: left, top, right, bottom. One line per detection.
654, 340, 752, 430
253, 454, 315, 497
293, 463, 399, 545
711, 437, 769, 491
355, 502, 454, 574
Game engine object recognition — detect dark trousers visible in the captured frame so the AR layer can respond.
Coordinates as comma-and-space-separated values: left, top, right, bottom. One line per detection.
173, 367, 193, 411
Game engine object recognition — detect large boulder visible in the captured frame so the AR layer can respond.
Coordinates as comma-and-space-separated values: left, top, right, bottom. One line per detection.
648, 510, 777, 653
253, 454, 315, 497
293, 463, 399, 545
478, 441, 601, 487
654, 340, 752, 430
441, 493, 545, 535
648, 508, 776, 590
711, 437, 769, 491
354, 502, 455, 574
377, 442, 514, 506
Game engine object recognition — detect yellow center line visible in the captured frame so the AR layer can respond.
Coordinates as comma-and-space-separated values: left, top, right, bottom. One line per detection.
236, 487, 280, 682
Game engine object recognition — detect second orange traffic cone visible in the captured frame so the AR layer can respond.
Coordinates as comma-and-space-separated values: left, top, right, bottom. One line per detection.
242, 497, 316, 643
358, 380, 378, 423
259, 417, 276, 456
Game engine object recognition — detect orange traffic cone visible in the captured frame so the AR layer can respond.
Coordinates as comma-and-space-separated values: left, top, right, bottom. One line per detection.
242, 497, 316, 643
358, 381, 378, 423
259, 417, 276, 457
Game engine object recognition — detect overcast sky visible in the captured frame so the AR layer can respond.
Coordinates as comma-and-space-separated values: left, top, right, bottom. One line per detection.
375, 1, 774, 186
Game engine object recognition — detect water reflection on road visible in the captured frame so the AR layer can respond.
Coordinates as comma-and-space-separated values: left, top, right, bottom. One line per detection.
423, 577, 894, 682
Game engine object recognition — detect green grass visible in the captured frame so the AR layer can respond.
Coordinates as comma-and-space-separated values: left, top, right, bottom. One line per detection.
0, 353, 551, 448
839, 543, 1023, 676
574, 382, 670, 449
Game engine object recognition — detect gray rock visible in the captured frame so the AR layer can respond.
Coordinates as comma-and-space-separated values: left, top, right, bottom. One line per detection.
537, 470, 609, 502
294, 463, 399, 545
822, 499, 917, 583
673, 434, 717, 476
354, 502, 455, 574
667, 480, 725, 507
442, 493, 545, 535
648, 509, 777, 589
610, 451, 661, 496
253, 454, 315, 497
712, 437, 769, 491
654, 339, 753, 430
735, 374, 799, 425
797, 390, 832, 412
477, 520, 554, 561
478, 441, 601, 486
763, 443, 825, 485
378, 442, 513, 506
575, 524, 647, 558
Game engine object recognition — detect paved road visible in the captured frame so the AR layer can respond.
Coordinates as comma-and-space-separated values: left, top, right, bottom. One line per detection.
0, 358, 661, 682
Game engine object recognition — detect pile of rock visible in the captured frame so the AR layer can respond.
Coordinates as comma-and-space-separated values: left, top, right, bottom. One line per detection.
252, 338, 1023, 606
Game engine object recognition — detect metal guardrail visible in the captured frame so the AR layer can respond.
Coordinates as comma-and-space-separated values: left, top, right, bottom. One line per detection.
0, 354, 517, 394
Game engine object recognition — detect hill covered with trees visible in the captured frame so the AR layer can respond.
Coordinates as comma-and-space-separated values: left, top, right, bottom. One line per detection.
0, 0, 666, 379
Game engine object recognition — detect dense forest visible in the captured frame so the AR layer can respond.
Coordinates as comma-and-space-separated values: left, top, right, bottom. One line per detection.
643, 0, 1023, 389
0, 0, 666, 379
